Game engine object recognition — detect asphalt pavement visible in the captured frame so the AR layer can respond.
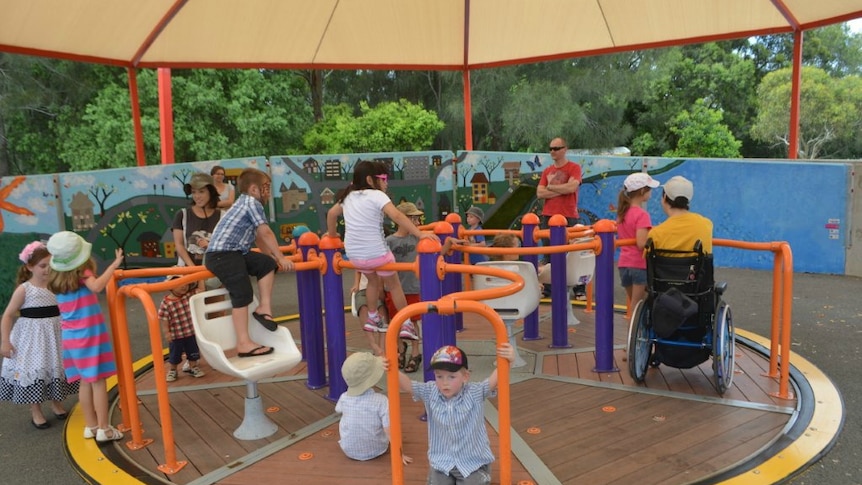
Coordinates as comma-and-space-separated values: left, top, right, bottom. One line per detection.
0, 268, 859, 484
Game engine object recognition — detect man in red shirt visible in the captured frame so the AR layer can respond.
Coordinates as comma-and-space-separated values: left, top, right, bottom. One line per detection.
536, 137, 584, 296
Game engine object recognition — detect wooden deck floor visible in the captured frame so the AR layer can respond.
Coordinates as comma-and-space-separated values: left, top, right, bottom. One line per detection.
114, 303, 797, 485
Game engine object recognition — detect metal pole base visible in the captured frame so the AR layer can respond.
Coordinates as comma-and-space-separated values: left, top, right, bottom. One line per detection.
233, 383, 278, 440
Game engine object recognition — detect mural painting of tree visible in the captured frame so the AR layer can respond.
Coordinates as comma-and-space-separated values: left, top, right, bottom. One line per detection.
391, 158, 405, 179
89, 183, 115, 217
99, 209, 152, 268
479, 155, 504, 179
172, 168, 197, 197
457, 162, 475, 186
339, 159, 356, 180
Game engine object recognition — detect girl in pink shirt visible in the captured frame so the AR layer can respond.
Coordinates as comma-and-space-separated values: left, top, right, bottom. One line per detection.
617, 173, 660, 306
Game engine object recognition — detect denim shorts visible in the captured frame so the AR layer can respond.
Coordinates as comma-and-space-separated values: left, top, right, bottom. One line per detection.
619, 267, 647, 287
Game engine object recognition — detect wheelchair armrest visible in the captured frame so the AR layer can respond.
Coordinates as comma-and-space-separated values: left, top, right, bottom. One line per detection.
715, 281, 728, 296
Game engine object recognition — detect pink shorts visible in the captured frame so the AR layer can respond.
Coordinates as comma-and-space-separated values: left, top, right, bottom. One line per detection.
351, 252, 396, 277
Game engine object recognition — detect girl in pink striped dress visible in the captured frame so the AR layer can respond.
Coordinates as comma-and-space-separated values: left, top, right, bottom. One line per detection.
46, 231, 125, 443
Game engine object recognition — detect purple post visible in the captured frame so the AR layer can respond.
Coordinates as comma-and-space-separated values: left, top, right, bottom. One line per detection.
521, 213, 542, 340
548, 215, 571, 348
317, 235, 344, 395
443, 215, 464, 332
418, 238, 445, 383
297, 233, 327, 389
593, 220, 618, 372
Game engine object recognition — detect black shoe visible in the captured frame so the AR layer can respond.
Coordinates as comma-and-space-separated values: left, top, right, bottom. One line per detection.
32, 420, 51, 430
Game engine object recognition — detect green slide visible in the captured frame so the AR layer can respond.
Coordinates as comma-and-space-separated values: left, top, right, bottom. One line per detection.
483, 184, 538, 230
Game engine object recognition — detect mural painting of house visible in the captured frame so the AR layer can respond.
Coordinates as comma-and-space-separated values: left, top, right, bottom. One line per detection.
224, 168, 242, 188
487, 191, 497, 205
373, 157, 394, 174
281, 182, 309, 212
70, 192, 95, 231
502, 161, 522, 185
162, 231, 177, 260
403, 156, 430, 180
320, 187, 336, 205
303, 158, 321, 177
137, 231, 162, 257
324, 159, 342, 180
470, 173, 490, 203
432, 155, 443, 167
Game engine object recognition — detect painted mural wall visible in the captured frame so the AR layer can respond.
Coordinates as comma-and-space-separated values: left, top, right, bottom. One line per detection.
0, 151, 851, 303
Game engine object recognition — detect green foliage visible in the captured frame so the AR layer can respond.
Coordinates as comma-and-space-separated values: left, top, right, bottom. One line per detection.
303, 99, 444, 153
751, 66, 862, 158
663, 99, 742, 158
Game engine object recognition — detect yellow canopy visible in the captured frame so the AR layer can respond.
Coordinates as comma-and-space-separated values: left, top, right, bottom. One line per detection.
1, 0, 861, 70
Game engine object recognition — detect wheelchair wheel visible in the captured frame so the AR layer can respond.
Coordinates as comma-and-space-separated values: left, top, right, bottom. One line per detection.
627, 300, 652, 382
712, 302, 735, 394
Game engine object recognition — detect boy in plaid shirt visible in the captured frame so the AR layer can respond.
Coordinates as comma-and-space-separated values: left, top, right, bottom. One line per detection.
159, 274, 205, 382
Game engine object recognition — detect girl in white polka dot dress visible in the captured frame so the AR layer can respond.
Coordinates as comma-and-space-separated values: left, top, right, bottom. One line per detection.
1, 241, 79, 430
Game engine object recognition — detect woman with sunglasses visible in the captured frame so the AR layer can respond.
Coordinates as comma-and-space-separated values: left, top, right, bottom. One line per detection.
327, 161, 439, 338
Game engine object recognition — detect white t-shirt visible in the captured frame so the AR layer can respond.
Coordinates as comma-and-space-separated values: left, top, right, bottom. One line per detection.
343, 189, 390, 260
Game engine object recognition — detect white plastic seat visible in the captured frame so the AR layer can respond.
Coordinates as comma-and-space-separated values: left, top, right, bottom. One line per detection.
189, 288, 302, 440
472, 261, 541, 368
538, 237, 596, 326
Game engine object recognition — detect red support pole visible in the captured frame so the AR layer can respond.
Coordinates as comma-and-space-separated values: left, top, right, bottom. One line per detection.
462, 69, 473, 151
127, 68, 147, 167
157, 68, 175, 164
788, 29, 804, 159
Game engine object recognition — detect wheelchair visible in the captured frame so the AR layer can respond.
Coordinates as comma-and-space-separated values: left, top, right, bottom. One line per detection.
627, 239, 735, 394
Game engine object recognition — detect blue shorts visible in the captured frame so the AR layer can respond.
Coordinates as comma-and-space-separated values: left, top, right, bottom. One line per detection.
168, 335, 200, 365
619, 267, 647, 287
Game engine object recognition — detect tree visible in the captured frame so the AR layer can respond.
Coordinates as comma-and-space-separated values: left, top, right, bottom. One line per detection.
663, 99, 742, 158
629, 43, 757, 157
750, 66, 862, 158
303, 99, 444, 154
55, 68, 313, 170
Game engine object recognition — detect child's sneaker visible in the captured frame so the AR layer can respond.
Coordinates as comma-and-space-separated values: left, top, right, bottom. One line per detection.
189, 366, 205, 378
399, 321, 419, 340
166, 369, 178, 382
365, 313, 385, 333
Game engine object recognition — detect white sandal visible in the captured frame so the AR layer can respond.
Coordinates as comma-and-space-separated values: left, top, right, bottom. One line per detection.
95, 426, 124, 442
83, 426, 98, 439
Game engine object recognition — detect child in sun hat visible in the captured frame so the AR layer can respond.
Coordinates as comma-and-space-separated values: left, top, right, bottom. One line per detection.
464, 206, 489, 264
397, 343, 514, 484
335, 352, 412, 464
46, 231, 125, 443
158, 273, 205, 382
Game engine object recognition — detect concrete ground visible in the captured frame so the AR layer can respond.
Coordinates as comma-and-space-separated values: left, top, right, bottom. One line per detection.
0, 267, 859, 484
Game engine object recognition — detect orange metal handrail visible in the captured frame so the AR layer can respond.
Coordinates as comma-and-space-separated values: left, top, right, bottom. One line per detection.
106, 246, 314, 473
386, 299, 511, 485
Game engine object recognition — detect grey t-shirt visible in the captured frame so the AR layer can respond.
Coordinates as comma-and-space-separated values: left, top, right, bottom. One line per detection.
386, 233, 420, 294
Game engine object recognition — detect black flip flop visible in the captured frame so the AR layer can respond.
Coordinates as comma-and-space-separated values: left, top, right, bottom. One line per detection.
252, 312, 278, 332
238, 345, 274, 358
54, 412, 68, 421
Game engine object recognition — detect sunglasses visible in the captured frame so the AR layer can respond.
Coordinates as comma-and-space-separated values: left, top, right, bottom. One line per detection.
374, 174, 388, 181
549, 146, 566, 152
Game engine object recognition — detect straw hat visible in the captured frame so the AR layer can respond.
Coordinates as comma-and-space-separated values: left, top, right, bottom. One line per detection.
342, 352, 385, 396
